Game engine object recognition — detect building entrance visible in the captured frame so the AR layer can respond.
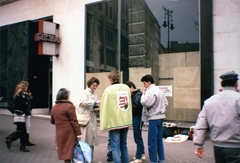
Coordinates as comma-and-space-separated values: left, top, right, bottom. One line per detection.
0, 18, 53, 110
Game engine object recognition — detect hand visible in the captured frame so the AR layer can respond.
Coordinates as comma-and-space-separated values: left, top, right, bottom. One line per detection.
77, 137, 81, 141
195, 148, 204, 159
97, 100, 101, 106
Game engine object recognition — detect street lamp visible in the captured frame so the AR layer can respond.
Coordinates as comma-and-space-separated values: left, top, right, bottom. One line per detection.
162, 6, 174, 53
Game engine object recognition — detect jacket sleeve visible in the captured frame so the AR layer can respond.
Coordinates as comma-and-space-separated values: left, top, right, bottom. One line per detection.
132, 92, 143, 112
50, 114, 55, 124
141, 106, 148, 122
140, 91, 157, 109
68, 105, 82, 136
79, 90, 94, 109
193, 105, 208, 148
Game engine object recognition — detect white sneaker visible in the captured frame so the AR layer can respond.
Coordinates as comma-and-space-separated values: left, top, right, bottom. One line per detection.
132, 155, 146, 161
130, 159, 142, 163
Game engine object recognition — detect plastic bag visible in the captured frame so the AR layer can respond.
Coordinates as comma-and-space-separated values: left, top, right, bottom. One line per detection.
76, 140, 92, 163
72, 142, 85, 163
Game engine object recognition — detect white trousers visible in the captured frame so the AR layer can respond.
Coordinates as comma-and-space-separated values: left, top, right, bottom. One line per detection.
25, 115, 31, 134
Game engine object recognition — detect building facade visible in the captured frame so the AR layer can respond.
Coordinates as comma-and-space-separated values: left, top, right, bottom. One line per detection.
0, 0, 240, 122
128, 0, 161, 83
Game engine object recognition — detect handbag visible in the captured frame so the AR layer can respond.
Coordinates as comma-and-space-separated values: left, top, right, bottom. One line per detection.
13, 112, 25, 123
76, 140, 92, 163
72, 141, 85, 163
76, 109, 90, 126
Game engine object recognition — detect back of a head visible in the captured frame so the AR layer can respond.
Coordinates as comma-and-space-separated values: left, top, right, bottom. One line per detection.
56, 88, 70, 101
108, 70, 120, 82
124, 81, 136, 89
220, 71, 239, 87
141, 74, 154, 84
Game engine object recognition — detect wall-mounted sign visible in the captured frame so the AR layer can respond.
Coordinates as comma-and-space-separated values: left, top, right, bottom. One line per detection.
158, 85, 172, 97
35, 33, 60, 44
34, 20, 60, 56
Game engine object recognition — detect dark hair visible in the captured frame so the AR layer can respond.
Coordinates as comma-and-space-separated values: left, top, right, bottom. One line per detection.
56, 88, 70, 101
141, 74, 154, 84
87, 77, 100, 88
108, 70, 120, 82
124, 81, 136, 89
221, 79, 237, 87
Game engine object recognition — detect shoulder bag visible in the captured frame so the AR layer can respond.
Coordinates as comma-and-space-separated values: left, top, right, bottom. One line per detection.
13, 110, 25, 123
76, 108, 90, 126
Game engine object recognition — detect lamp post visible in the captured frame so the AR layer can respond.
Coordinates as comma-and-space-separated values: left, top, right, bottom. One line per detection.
162, 6, 174, 53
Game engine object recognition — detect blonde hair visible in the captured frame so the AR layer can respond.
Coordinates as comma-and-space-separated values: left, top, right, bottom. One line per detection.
19, 80, 29, 87
13, 83, 27, 97
108, 70, 120, 82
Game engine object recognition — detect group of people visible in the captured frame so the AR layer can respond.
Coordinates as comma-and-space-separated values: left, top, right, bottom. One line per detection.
50, 70, 168, 163
6, 70, 240, 163
5, 81, 35, 152
50, 70, 240, 163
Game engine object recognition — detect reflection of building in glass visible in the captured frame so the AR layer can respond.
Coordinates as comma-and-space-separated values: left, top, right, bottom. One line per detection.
86, 0, 129, 81
170, 41, 199, 53
128, 0, 161, 82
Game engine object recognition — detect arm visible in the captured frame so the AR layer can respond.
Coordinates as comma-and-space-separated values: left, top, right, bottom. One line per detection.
50, 112, 55, 124
132, 92, 143, 112
193, 105, 208, 158
50, 116, 55, 124
79, 90, 95, 109
68, 105, 82, 138
141, 106, 147, 122
140, 91, 157, 109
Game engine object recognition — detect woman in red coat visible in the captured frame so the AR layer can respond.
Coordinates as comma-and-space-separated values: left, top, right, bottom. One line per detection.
50, 88, 82, 163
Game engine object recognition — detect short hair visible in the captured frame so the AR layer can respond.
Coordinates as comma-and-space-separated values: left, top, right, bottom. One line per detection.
56, 88, 70, 101
108, 70, 120, 82
221, 79, 237, 87
87, 77, 100, 88
141, 74, 154, 84
124, 81, 136, 89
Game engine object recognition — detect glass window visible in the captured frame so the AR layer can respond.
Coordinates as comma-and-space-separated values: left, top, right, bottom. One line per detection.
85, 0, 200, 121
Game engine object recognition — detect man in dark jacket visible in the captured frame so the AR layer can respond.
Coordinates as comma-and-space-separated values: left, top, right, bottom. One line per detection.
125, 81, 146, 163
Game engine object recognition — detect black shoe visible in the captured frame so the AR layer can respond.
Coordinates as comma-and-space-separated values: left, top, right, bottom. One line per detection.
5, 139, 12, 150
25, 142, 35, 146
107, 151, 113, 162
107, 157, 113, 162
19, 146, 30, 152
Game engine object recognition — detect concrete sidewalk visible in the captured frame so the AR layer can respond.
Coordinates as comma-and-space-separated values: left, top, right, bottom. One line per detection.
0, 114, 215, 163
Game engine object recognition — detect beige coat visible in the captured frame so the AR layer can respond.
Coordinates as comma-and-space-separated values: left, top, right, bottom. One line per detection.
76, 88, 99, 146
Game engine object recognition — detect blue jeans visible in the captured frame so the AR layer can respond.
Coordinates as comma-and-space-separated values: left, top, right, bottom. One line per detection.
133, 115, 145, 159
109, 128, 129, 163
148, 119, 164, 163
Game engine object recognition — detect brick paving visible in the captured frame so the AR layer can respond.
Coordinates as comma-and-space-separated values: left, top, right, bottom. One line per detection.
0, 114, 215, 163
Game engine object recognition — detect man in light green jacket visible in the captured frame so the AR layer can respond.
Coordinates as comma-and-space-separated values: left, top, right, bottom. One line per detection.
100, 70, 132, 163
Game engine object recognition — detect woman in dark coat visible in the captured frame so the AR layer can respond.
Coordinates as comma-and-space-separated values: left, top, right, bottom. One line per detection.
5, 83, 30, 152
50, 88, 82, 163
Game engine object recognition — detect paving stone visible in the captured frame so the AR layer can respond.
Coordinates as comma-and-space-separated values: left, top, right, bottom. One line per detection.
0, 114, 214, 163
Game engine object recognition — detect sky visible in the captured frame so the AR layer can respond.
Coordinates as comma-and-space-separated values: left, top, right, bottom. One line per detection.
144, 0, 199, 48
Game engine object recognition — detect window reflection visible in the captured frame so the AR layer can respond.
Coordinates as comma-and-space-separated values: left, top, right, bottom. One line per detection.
85, 0, 201, 122
85, 0, 199, 82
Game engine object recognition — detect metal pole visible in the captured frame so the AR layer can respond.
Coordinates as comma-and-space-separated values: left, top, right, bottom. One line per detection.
167, 10, 170, 52
117, 0, 121, 70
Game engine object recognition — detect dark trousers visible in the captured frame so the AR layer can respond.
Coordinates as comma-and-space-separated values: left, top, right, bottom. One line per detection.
132, 115, 145, 159
6, 123, 27, 146
214, 146, 240, 163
